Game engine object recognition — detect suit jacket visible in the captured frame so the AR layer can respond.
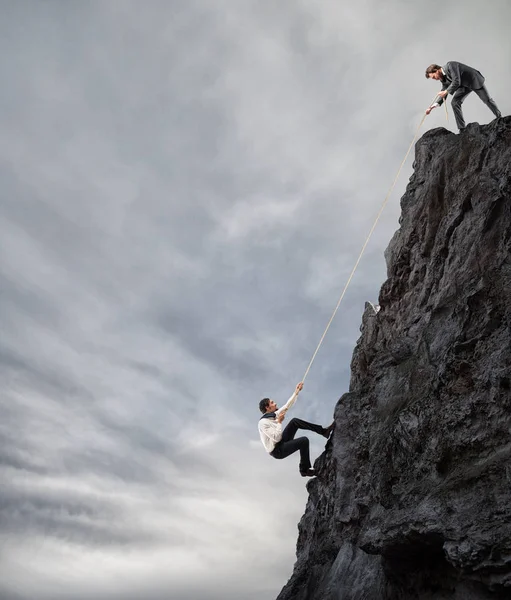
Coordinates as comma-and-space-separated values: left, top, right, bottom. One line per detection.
436, 61, 485, 105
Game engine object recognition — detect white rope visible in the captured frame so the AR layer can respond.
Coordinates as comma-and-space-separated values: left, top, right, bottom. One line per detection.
300, 102, 437, 383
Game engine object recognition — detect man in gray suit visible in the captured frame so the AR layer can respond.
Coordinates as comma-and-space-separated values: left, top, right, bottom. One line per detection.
425, 61, 501, 131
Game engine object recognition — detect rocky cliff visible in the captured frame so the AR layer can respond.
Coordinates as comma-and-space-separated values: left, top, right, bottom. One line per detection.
277, 116, 511, 600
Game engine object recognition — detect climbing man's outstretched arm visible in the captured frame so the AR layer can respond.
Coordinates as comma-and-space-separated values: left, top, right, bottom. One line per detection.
276, 382, 303, 416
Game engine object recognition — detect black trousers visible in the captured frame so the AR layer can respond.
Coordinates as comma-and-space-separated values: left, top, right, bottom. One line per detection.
451, 84, 501, 130
270, 418, 325, 473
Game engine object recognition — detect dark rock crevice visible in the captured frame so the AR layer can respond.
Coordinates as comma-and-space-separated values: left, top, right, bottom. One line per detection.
277, 117, 511, 600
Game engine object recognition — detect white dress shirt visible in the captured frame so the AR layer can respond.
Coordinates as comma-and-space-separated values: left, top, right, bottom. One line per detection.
258, 392, 298, 453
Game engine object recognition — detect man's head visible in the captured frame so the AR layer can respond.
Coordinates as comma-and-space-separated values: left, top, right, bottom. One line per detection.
259, 398, 278, 414
425, 64, 443, 80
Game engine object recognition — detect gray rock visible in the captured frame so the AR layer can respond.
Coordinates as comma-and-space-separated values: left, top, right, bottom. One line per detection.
277, 117, 511, 600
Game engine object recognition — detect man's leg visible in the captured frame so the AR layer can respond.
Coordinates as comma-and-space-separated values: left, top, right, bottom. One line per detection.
280, 417, 327, 443
271, 437, 312, 474
473, 84, 502, 119
451, 87, 471, 130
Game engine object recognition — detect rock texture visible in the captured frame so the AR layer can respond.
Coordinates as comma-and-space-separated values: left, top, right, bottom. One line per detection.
277, 117, 511, 600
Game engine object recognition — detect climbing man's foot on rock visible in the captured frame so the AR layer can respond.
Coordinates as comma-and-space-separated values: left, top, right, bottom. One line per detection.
300, 469, 316, 477
322, 422, 335, 438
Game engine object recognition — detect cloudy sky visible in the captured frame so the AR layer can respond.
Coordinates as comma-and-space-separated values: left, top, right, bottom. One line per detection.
1, 1, 509, 599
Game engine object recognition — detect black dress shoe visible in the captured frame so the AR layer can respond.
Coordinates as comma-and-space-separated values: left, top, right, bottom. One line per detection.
322, 422, 335, 438
300, 468, 316, 477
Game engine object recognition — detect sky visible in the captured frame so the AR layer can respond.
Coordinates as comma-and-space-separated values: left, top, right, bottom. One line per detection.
1, 1, 510, 599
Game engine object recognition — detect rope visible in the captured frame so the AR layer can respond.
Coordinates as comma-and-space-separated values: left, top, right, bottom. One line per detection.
300, 108, 432, 383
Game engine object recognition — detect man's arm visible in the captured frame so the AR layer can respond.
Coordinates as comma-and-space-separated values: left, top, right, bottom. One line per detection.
444, 61, 461, 95
259, 419, 283, 444
426, 82, 449, 114
434, 81, 450, 106
276, 382, 303, 415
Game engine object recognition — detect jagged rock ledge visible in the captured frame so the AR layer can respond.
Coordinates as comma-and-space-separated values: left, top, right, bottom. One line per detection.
277, 117, 511, 600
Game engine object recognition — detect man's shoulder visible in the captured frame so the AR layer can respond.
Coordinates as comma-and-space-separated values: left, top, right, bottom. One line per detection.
444, 60, 464, 69
445, 61, 473, 72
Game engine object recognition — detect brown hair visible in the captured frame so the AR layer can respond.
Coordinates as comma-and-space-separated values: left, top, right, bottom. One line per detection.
425, 64, 442, 78
259, 398, 271, 413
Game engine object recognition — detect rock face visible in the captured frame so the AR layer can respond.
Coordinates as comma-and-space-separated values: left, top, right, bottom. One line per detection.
277, 117, 511, 600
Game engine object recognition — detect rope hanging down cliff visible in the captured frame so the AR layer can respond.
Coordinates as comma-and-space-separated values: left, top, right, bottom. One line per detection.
301, 100, 448, 383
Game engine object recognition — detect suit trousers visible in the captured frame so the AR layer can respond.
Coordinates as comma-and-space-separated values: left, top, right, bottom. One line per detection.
451, 84, 501, 130
270, 418, 325, 473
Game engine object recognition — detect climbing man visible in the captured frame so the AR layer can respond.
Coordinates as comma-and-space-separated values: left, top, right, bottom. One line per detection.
425, 61, 501, 131
258, 382, 334, 477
